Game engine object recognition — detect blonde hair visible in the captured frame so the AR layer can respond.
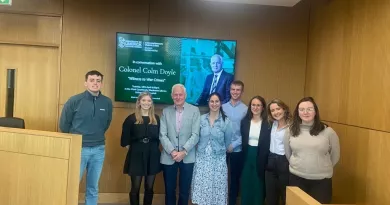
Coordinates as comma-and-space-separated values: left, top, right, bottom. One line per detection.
134, 92, 157, 125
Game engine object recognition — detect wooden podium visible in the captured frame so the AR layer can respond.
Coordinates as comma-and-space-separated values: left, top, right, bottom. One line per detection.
0, 127, 81, 205
287, 186, 356, 205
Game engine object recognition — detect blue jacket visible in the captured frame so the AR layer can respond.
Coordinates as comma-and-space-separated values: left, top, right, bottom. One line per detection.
197, 113, 233, 154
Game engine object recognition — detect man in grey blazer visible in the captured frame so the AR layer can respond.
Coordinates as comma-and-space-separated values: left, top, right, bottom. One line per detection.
160, 84, 201, 205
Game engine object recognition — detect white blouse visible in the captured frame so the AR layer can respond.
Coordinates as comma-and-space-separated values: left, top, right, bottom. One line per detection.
248, 120, 262, 146
269, 121, 287, 155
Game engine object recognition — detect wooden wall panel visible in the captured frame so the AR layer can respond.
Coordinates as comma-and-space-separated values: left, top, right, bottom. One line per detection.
325, 122, 390, 205
345, 0, 390, 131
307, 0, 390, 204
327, 122, 368, 204
364, 129, 390, 205
60, 0, 150, 105
305, 0, 352, 123
0, 0, 63, 15
148, 0, 310, 106
306, 0, 390, 132
0, 13, 61, 45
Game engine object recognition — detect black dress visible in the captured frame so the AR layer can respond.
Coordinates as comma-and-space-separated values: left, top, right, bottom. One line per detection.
120, 114, 161, 176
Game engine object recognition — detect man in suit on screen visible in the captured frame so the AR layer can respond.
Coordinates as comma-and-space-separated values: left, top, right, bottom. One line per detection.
196, 54, 234, 106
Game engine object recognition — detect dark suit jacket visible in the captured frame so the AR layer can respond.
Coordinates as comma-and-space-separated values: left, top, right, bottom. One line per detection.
196, 70, 234, 106
241, 118, 271, 178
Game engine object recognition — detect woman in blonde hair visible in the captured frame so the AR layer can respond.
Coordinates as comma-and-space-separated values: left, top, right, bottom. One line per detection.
120, 92, 161, 205
265, 99, 292, 205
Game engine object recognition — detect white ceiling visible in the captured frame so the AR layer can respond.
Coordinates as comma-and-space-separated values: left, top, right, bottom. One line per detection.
201, 0, 302, 7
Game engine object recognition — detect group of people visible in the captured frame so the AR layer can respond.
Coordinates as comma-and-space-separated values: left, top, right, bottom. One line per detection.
60, 70, 340, 205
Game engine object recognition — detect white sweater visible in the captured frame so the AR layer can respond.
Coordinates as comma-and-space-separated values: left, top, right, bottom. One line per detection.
284, 123, 340, 180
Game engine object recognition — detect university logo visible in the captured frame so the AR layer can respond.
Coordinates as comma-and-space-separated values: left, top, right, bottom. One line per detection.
118, 37, 142, 49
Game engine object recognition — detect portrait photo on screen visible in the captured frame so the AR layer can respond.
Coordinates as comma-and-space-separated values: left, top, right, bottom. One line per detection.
115, 33, 237, 105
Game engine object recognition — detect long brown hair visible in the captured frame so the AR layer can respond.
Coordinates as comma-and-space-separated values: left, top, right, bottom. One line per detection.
245, 96, 267, 121
267, 99, 292, 124
134, 92, 157, 125
290, 97, 325, 136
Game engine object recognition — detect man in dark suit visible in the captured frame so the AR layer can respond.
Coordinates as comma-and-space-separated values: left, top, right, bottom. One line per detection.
196, 54, 234, 106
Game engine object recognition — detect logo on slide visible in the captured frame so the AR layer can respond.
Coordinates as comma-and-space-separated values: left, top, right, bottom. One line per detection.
118, 37, 142, 49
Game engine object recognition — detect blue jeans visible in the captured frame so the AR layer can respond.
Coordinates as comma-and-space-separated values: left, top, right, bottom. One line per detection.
80, 145, 105, 205
163, 161, 194, 205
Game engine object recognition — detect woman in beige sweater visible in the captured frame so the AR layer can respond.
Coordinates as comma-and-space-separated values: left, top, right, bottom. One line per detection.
284, 97, 340, 203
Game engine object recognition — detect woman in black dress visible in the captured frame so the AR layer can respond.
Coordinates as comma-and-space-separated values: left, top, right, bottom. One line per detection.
121, 92, 161, 205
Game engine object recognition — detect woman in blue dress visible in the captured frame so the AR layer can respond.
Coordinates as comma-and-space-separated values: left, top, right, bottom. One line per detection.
191, 92, 233, 205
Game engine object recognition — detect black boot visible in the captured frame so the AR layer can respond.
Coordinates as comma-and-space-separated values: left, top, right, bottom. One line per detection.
129, 192, 139, 205
143, 190, 154, 205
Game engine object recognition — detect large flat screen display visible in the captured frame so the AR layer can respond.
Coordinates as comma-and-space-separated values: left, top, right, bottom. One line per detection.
115, 32, 237, 105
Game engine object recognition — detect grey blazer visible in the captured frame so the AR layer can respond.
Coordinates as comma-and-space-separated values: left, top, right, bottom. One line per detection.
159, 102, 201, 165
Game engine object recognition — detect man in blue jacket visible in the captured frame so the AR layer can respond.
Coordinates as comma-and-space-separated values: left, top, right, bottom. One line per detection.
59, 70, 113, 205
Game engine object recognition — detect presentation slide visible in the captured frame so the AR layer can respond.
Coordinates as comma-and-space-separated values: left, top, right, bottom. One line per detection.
115, 33, 237, 105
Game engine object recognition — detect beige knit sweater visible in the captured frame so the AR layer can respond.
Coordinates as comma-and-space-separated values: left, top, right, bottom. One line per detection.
284, 123, 340, 180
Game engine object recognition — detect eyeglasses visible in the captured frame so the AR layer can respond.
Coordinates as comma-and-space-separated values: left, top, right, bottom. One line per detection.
298, 107, 315, 113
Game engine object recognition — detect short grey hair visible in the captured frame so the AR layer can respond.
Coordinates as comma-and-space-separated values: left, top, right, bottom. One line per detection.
171, 84, 187, 95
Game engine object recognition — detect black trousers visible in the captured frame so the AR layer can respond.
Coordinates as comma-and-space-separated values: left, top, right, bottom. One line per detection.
227, 151, 244, 205
289, 173, 333, 204
265, 153, 289, 205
